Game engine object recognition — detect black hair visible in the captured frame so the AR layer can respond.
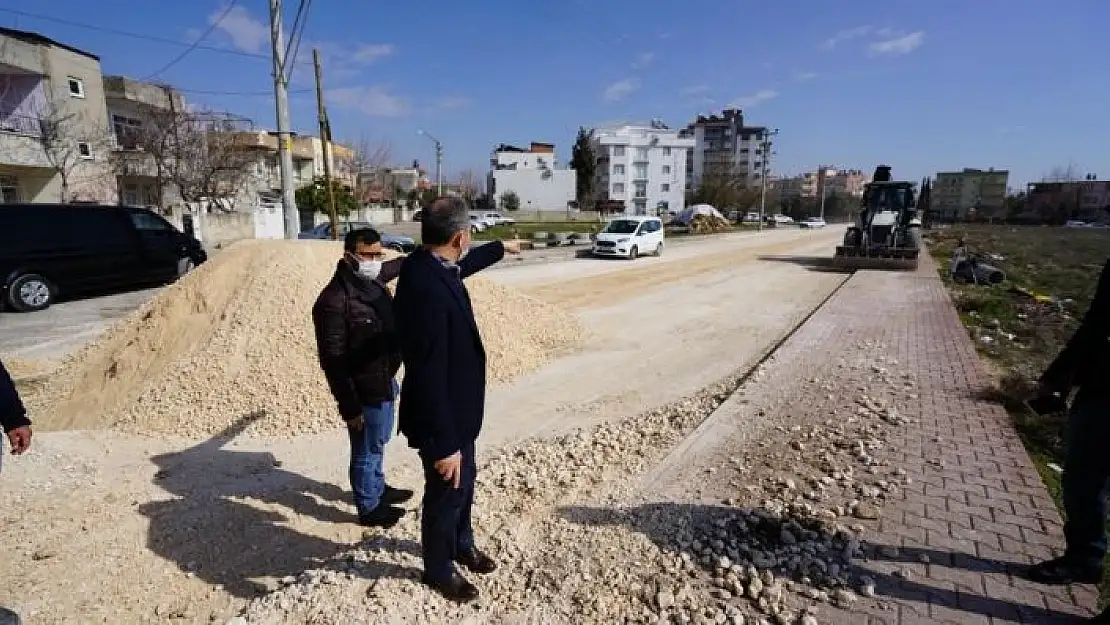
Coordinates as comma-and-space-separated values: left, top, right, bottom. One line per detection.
344, 227, 381, 252
421, 197, 470, 245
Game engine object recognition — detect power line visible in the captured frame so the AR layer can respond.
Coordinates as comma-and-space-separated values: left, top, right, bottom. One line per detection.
283, 0, 313, 83
175, 86, 312, 97
143, 0, 240, 80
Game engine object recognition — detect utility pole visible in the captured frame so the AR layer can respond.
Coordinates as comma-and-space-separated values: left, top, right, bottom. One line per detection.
818, 166, 828, 221
757, 128, 779, 232
418, 130, 443, 196
269, 0, 299, 239
312, 48, 339, 240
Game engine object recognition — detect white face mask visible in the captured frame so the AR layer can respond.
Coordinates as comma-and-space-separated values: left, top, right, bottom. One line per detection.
356, 259, 382, 281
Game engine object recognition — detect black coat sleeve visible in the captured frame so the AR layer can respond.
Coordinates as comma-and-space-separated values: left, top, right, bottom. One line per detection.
312, 296, 363, 419
379, 258, 403, 284
396, 285, 459, 461
1041, 260, 1110, 389
0, 359, 30, 433
459, 240, 505, 280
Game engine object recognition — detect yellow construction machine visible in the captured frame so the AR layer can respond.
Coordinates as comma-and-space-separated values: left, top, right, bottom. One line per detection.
832, 165, 926, 271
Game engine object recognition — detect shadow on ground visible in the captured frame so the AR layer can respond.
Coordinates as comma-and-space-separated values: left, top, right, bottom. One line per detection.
139, 410, 420, 599
758, 255, 856, 274
558, 502, 1089, 624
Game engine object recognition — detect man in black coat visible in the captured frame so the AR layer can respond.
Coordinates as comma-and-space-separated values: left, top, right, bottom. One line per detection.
312, 227, 414, 528
0, 358, 32, 468
1027, 259, 1110, 608
394, 197, 519, 602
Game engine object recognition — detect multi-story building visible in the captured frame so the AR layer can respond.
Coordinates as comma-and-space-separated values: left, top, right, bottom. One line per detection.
219, 130, 314, 211
593, 122, 693, 215
679, 109, 772, 191
932, 168, 1009, 220
777, 168, 868, 200
0, 27, 115, 204
488, 141, 576, 212
1026, 179, 1110, 223
103, 75, 187, 208
308, 137, 357, 188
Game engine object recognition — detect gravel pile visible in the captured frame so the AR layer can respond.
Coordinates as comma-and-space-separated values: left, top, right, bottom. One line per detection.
26, 240, 583, 438
233, 342, 915, 625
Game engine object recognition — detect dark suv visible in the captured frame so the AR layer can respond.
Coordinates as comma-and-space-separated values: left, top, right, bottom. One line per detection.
0, 203, 207, 312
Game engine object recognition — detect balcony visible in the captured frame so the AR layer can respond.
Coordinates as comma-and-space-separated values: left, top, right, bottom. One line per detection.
0, 112, 42, 137
0, 110, 51, 169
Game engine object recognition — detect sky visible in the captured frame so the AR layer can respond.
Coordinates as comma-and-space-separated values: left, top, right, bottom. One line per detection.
3, 0, 1108, 188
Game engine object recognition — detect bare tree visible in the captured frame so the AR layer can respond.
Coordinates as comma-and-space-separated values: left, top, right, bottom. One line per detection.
34, 98, 114, 202
349, 133, 393, 205
167, 111, 256, 212
455, 168, 484, 205
1042, 162, 1082, 183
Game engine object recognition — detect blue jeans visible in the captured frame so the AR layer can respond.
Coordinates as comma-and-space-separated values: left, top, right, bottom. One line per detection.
348, 380, 398, 515
1062, 391, 1110, 570
419, 441, 477, 583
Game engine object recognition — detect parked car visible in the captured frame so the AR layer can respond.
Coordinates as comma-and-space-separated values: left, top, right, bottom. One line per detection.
0, 203, 207, 312
298, 222, 416, 253
592, 215, 665, 259
412, 210, 422, 221
773, 214, 794, 225
742, 212, 761, 223
798, 217, 827, 229
468, 214, 497, 233
483, 212, 516, 226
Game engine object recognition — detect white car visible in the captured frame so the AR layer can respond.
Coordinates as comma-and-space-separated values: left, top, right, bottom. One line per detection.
742, 212, 761, 223
468, 214, 495, 233
592, 215, 665, 259
773, 214, 794, 225
483, 212, 516, 226
798, 217, 827, 229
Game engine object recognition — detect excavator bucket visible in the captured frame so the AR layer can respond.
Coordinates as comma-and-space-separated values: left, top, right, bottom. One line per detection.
832, 246, 920, 271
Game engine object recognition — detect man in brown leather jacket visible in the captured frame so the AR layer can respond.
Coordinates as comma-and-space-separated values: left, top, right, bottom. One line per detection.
312, 227, 413, 528
1027, 259, 1110, 624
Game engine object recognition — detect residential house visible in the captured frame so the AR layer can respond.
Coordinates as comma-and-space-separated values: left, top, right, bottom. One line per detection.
932, 168, 1009, 220
0, 26, 115, 204
217, 130, 314, 223
308, 136, 357, 188
679, 109, 772, 191
777, 168, 868, 200
487, 141, 576, 212
1026, 179, 1110, 223
594, 122, 693, 215
103, 75, 187, 209
357, 163, 428, 205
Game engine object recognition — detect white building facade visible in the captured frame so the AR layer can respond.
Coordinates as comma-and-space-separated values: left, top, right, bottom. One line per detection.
593, 123, 694, 215
488, 142, 576, 212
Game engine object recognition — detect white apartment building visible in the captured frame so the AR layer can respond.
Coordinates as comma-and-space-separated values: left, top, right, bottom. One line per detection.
593, 122, 694, 215
680, 109, 771, 191
488, 141, 576, 212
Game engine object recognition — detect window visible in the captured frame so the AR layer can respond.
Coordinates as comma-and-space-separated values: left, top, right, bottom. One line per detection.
129, 210, 173, 231
113, 115, 142, 149
68, 77, 85, 98
663, 147, 671, 156
614, 164, 625, 175
77, 142, 92, 159
612, 183, 625, 194
635, 147, 649, 159
661, 183, 671, 192
0, 175, 20, 203
662, 165, 671, 175
612, 146, 625, 157
633, 164, 648, 179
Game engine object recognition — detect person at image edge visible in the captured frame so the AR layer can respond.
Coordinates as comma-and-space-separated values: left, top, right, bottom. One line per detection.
394, 197, 520, 602
0, 358, 32, 466
312, 227, 414, 528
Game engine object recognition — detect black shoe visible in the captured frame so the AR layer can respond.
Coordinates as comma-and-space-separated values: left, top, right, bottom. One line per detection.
1027, 557, 1102, 585
381, 484, 414, 505
421, 572, 479, 603
358, 504, 405, 529
455, 547, 497, 574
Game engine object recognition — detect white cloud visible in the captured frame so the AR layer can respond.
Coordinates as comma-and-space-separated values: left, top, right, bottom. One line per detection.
632, 52, 656, 70
602, 78, 639, 103
211, 5, 269, 54
869, 31, 925, 56
353, 43, 395, 64
793, 71, 818, 81
821, 25, 871, 51
729, 89, 779, 108
328, 85, 410, 117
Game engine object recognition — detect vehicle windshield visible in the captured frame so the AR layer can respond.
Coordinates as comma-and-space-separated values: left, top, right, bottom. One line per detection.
602, 219, 640, 234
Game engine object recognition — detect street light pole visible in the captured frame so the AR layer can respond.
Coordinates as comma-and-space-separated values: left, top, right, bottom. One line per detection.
418, 130, 443, 196
757, 128, 779, 232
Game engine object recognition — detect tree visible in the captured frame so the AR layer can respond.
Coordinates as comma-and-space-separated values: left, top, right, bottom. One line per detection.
34, 98, 113, 202
692, 173, 759, 212
500, 190, 521, 212
166, 112, 257, 212
106, 85, 192, 209
455, 169, 484, 205
1042, 163, 1081, 183
349, 133, 393, 205
570, 127, 597, 210
296, 177, 358, 221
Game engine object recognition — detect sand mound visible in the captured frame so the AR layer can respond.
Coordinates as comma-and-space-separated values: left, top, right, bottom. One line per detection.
26, 240, 582, 438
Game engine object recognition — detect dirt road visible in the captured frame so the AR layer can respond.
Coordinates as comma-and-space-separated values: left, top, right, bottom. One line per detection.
0, 228, 846, 624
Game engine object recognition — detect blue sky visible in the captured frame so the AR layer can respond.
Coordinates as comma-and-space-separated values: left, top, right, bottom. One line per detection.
4, 0, 1108, 187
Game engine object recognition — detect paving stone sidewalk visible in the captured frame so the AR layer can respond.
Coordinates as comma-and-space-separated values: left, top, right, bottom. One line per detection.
811, 259, 1096, 624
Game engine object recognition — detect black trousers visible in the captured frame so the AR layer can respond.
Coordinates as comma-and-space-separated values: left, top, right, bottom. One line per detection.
418, 441, 476, 582
1062, 391, 1110, 570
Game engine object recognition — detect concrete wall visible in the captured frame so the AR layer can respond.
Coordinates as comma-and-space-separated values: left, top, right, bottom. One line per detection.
170, 209, 255, 249
490, 168, 576, 212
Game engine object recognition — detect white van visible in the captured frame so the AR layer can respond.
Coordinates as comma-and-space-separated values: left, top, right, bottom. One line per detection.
592, 215, 665, 259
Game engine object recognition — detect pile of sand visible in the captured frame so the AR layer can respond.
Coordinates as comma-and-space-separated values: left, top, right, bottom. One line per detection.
689, 214, 733, 234
26, 240, 582, 438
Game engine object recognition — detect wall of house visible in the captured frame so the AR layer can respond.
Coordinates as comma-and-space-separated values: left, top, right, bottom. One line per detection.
490, 168, 576, 212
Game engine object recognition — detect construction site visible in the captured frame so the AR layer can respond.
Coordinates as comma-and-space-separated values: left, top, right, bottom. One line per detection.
0, 213, 1098, 624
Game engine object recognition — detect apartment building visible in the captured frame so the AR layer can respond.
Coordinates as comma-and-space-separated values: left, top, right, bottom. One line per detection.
1026, 179, 1110, 223
488, 141, 576, 212
103, 75, 188, 208
933, 168, 1009, 220
220, 130, 314, 209
778, 168, 868, 200
594, 122, 693, 215
679, 109, 772, 191
0, 27, 115, 204
308, 137, 357, 188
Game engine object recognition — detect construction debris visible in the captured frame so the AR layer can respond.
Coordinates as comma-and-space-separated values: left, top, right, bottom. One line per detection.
689, 214, 734, 234
24, 240, 583, 438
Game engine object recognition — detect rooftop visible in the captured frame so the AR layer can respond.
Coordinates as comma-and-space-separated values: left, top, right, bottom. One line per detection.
0, 26, 99, 61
